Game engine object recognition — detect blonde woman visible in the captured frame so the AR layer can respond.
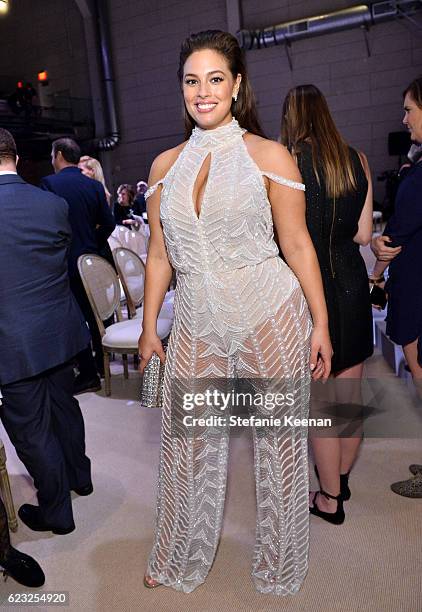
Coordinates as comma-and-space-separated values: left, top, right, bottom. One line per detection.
79, 155, 115, 266
78, 155, 112, 206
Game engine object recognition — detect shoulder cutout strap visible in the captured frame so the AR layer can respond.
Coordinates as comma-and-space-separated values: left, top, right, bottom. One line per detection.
145, 180, 164, 200
262, 171, 305, 192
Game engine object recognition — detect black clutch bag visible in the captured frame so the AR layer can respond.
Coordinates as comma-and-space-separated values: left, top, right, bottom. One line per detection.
370, 283, 387, 309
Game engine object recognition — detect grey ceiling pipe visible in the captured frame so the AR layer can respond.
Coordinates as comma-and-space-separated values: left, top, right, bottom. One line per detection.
237, 1, 422, 50
94, 0, 120, 151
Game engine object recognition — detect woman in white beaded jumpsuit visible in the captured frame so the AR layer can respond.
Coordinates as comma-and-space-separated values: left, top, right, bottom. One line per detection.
139, 31, 332, 595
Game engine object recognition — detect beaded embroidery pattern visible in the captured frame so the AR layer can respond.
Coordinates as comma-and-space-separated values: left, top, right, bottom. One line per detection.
145, 119, 312, 594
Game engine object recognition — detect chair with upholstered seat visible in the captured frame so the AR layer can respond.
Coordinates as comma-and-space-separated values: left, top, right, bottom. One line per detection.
112, 247, 146, 319
108, 226, 148, 263
112, 247, 174, 320
0, 440, 18, 532
77, 254, 173, 396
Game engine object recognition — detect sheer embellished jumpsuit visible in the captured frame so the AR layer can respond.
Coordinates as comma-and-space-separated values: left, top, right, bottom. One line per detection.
144, 119, 313, 594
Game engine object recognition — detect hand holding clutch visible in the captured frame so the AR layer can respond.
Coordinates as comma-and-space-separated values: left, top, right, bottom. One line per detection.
140, 348, 167, 408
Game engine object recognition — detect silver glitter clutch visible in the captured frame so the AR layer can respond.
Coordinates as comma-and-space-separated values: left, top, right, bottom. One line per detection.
140, 349, 166, 408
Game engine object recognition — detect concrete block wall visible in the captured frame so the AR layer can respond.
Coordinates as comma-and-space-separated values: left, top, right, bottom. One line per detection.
106, 0, 227, 191
0, 0, 91, 100
106, 0, 422, 202
242, 1, 422, 201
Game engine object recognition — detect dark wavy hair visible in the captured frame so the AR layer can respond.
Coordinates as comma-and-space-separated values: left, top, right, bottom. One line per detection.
117, 183, 135, 205
403, 76, 422, 108
177, 30, 264, 139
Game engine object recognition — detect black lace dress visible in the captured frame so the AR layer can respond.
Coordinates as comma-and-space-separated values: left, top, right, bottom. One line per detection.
296, 143, 373, 373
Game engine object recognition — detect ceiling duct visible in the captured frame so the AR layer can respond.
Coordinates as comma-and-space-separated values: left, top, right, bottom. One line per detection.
237, 1, 422, 50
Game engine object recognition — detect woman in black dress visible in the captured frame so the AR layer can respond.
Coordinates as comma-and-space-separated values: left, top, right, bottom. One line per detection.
371, 77, 422, 498
281, 85, 373, 523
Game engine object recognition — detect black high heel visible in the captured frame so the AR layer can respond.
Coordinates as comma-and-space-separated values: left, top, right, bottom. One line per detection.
340, 472, 351, 501
309, 490, 345, 525
314, 465, 351, 501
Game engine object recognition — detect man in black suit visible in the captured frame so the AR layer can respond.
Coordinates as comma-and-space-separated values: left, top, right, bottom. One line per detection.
0, 129, 92, 537
40, 138, 115, 394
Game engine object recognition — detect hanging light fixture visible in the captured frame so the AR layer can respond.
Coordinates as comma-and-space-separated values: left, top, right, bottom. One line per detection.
0, 0, 9, 15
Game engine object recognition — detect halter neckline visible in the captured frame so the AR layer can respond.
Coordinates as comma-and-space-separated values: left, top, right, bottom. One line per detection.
190, 118, 245, 148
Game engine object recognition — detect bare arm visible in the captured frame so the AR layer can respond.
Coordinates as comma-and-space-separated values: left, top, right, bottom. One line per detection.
371, 259, 389, 279
138, 149, 178, 371
272, 183, 328, 327
123, 214, 144, 229
143, 187, 173, 335
258, 141, 332, 379
353, 152, 373, 246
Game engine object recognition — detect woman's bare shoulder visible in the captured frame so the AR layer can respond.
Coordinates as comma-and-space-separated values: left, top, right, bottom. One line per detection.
149, 141, 188, 183
244, 133, 291, 162
243, 134, 299, 178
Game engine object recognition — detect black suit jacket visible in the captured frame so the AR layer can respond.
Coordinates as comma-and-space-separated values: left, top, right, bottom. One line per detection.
0, 174, 90, 385
40, 167, 115, 277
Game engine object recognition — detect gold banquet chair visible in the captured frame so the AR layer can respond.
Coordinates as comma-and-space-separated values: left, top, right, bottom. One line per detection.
112, 247, 174, 321
0, 440, 18, 532
77, 254, 173, 396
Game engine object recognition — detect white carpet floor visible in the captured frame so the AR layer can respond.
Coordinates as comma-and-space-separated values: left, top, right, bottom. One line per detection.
0, 351, 420, 612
